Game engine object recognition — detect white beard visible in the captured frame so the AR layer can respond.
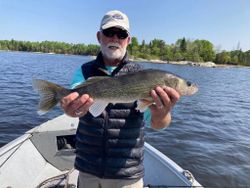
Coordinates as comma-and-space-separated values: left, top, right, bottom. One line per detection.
101, 42, 126, 61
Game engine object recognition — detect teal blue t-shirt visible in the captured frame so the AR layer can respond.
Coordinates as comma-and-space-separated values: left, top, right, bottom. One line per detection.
70, 66, 151, 127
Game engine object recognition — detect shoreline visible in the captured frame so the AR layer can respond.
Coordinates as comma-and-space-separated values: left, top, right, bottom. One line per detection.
131, 58, 248, 68
131, 58, 218, 67
0, 50, 247, 68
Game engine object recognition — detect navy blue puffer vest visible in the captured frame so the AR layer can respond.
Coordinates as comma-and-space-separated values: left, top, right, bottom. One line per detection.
74, 53, 145, 179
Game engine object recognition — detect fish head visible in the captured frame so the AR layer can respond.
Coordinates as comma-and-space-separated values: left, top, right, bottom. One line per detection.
175, 79, 198, 96
162, 73, 198, 96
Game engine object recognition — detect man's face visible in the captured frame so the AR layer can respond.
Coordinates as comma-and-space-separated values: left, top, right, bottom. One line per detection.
98, 27, 130, 61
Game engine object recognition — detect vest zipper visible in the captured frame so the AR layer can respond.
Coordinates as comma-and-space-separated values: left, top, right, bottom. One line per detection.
102, 110, 108, 177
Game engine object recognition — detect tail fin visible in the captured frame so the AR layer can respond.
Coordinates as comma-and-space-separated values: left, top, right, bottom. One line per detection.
32, 79, 69, 115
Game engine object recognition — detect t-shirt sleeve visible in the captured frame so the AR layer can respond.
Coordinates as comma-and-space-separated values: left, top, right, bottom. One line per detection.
70, 67, 85, 89
143, 108, 151, 128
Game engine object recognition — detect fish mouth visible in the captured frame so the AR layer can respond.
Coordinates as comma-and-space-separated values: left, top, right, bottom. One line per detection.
180, 84, 199, 96
190, 85, 199, 95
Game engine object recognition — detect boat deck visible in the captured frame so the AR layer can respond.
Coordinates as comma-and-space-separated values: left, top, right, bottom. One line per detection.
0, 115, 202, 188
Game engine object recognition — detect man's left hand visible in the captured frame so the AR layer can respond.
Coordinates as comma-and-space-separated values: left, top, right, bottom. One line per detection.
149, 86, 180, 129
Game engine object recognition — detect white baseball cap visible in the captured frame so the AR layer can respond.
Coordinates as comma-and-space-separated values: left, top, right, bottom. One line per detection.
100, 10, 130, 33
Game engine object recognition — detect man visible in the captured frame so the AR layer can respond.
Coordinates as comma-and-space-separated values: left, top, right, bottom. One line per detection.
61, 10, 180, 188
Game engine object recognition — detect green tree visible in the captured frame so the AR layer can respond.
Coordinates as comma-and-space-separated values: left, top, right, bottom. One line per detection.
128, 37, 139, 57
193, 40, 215, 62
149, 39, 165, 58
180, 38, 187, 52
215, 51, 231, 64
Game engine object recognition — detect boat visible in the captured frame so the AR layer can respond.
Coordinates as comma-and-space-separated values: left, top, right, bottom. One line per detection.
0, 114, 202, 188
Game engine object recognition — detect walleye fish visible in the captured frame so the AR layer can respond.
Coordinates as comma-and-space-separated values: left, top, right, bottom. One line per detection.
33, 69, 198, 117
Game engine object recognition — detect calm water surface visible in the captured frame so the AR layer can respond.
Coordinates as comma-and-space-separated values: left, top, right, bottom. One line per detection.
0, 51, 250, 187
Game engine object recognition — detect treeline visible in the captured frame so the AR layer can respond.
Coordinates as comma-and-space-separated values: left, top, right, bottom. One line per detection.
127, 37, 250, 66
128, 37, 216, 62
0, 39, 100, 56
215, 50, 250, 66
0, 38, 250, 66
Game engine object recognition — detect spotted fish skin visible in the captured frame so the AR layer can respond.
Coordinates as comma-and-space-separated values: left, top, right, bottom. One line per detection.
33, 69, 198, 116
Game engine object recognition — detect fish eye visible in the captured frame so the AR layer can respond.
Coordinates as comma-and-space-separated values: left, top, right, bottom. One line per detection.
186, 81, 192, 86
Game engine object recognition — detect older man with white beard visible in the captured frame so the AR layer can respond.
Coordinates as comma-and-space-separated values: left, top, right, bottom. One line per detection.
61, 10, 180, 188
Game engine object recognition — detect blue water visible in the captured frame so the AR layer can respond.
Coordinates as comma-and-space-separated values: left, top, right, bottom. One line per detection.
0, 51, 250, 187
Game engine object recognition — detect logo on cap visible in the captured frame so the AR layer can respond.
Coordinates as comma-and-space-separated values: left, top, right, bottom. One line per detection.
112, 14, 124, 20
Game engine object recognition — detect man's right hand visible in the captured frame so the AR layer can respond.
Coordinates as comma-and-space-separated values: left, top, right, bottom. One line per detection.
60, 92, 94, 117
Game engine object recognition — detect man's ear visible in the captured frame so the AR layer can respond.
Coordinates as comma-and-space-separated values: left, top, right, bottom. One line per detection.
127, 36, 131, 45
97, 31, 101, 43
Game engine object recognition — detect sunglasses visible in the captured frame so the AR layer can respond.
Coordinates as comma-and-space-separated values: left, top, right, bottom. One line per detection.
102, 28, 129, 39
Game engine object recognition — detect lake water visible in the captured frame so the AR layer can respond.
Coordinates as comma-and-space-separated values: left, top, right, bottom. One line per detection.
0, 51, 250, 187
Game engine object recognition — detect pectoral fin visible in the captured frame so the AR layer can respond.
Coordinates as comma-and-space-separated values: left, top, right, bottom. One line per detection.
89, 100, 109, 117
136, 100, 154, 112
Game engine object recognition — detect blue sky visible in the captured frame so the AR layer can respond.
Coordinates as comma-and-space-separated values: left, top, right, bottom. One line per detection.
0, 0, 250, 51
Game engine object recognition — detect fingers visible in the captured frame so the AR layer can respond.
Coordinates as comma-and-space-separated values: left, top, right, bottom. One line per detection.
151, 86, 180, 110
60, 92, 94, 117
61, 92, 79, 109
74, 96, 94, 116
162, 87, 180, 105
151, 89, 165, 109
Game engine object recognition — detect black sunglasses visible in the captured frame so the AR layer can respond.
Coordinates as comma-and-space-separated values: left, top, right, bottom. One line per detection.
102, 28, 129, 39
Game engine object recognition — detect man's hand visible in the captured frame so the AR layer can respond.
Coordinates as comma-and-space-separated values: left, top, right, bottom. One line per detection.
60, 92, 94, 117
149, 86, 180, 130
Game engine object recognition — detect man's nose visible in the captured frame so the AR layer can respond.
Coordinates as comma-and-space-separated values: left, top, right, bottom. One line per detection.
111, 33, 119, 40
